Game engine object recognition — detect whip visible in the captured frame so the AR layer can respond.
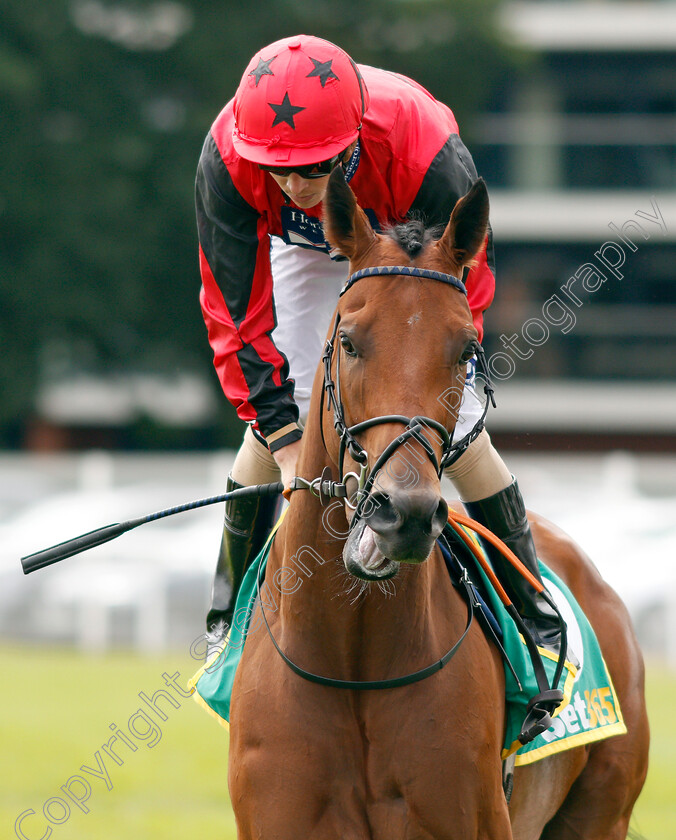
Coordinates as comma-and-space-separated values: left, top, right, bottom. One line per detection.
20, 482, 285, 574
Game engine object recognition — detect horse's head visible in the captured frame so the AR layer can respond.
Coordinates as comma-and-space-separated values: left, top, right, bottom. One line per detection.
321, 169, 489, 581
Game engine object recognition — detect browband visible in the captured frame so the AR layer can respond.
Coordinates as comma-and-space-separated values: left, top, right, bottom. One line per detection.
341, 265, 467, 297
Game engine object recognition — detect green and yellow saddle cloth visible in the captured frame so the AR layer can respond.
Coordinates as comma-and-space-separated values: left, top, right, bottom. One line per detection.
189, 519, 626, 766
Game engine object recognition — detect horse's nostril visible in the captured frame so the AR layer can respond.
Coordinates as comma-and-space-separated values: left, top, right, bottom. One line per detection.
363, 489, 447, 539
361, 492, 400, 533
434, 497, 449, 535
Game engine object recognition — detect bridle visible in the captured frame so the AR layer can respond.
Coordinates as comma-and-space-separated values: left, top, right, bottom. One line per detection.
312, 264, 495, 531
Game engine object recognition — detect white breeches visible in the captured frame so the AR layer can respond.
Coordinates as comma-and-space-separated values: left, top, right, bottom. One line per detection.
270, 236, 348, 420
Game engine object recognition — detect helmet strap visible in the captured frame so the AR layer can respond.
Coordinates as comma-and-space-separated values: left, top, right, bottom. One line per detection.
342, 138, 361, 182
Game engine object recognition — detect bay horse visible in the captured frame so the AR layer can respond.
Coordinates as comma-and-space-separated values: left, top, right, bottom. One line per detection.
227, 171, 649, 839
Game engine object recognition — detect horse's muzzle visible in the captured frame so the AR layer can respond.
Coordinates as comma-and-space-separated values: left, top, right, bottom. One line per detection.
342, 489, 448, 580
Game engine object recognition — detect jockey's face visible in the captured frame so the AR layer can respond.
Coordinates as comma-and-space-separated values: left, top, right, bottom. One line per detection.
268, 170, 331, 209
264, 141, 357, 209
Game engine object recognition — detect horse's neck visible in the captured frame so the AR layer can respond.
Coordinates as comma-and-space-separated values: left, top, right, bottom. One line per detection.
269, 434, 345, 619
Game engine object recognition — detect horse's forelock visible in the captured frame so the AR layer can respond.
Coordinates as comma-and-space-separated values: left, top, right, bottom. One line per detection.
387, 218, 443, 259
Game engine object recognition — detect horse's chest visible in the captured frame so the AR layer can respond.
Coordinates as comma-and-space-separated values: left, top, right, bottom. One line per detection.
231, 663, 496, 839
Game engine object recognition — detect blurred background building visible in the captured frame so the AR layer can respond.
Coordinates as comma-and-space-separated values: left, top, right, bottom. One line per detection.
476, 2, 676, 453
1, 1, 675, 660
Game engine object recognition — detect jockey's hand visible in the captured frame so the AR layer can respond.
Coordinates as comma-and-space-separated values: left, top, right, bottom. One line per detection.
272, 438, 303, 490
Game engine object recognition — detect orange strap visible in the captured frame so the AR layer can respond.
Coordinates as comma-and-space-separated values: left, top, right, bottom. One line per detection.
446, 508, 545, 606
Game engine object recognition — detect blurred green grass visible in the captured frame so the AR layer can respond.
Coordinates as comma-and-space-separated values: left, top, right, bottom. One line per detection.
2, 645, 237, 840
2, 645, 674, 839
632, 663, 676, 840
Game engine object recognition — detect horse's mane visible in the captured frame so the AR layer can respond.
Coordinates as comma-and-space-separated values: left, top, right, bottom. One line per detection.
386, 214, 444, 258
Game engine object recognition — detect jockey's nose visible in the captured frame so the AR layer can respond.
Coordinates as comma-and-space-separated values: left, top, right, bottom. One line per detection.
362, 488, 448, 563
285, 172, 311, 192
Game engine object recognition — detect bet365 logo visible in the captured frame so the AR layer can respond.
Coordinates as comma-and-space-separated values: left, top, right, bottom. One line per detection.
540, 685, 618, 743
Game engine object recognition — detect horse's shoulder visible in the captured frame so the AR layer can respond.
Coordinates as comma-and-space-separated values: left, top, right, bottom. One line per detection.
527, 509, 641, 665
527, 510, 606, 596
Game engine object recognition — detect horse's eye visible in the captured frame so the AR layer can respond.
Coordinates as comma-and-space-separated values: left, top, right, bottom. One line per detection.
458, 341, 477, 365
340, 333, 358, 357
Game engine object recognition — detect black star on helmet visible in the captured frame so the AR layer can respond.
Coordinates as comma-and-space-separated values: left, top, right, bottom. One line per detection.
249, 56, 276, 86
306, 58, 339, 87
269, 92, 306, 129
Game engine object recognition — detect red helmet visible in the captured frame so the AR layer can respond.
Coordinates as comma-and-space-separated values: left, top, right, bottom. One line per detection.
233, 35, 369, 167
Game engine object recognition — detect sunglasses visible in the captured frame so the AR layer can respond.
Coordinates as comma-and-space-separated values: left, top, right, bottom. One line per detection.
259, 153, 342, 179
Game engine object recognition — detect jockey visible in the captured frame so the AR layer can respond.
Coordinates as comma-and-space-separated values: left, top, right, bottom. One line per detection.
196, 35, 560, 657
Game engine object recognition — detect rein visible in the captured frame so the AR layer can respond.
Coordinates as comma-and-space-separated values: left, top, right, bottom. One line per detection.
264, 264, 495, 691
255, 548, 479, 690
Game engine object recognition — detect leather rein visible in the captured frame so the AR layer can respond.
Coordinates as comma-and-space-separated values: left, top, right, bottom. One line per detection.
260, 264, 495, 690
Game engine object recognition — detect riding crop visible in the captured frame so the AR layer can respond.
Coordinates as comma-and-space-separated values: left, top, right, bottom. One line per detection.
20, 482, 285, 575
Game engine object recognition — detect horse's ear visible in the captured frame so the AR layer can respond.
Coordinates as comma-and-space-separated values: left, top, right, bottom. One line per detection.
437, 178, 490, 269
323, 167, 377, 260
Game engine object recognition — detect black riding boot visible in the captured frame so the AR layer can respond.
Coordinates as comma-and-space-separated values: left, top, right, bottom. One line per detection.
464, 478, 562, 654
205, 474, 282, 657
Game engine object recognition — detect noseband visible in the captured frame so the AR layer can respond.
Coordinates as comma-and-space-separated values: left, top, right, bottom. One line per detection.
317, 264, 495, 530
